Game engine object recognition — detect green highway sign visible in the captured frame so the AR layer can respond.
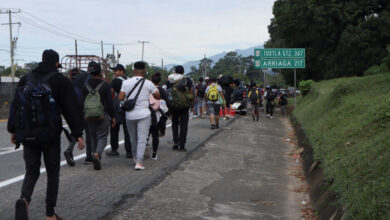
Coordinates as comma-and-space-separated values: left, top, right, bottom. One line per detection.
254, 48, 305, 59
254, 58, 305, 69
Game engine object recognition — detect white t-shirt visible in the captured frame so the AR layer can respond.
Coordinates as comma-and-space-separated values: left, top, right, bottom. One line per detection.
121, 76, 157, 120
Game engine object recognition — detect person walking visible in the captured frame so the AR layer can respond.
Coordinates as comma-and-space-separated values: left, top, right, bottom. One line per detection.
82, 61, 116, 170
168, 65, 194, 152
118, 61, 160, 170
264, 85, 275, 119
277, 91, 288, 116
205, 77, 226, 129
149, 72, 170, 160
64, 68, 93, 166
8, 49, 85, 220
195, 77, 207, 118
106, 64, 133, 158
248, 82, 261, 122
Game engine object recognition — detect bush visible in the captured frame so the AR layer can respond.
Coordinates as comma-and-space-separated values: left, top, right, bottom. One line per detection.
299, 80, 314, 96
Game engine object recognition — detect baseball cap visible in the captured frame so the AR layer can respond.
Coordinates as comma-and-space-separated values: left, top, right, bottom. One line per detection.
88, 61, 101, 74
110, 64, 125, 72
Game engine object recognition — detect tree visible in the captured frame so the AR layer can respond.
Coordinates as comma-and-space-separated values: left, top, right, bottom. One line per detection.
267, 0, 390, 83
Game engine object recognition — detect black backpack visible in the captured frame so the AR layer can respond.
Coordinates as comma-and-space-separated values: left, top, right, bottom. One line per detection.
266, 91, 275, 102
197, 83, 207, 98
249, 88, 259, 104
9, 72, 62, 144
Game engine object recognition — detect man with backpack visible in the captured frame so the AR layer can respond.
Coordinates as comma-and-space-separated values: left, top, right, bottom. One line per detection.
263, 85, 275, 119
248, 82, 260, 122
64, 68, 93, 166
118, 61, 160, 170
82, 61, 116, 170
206, 77, 226, 129
106, 64, 133, 158
167, 65, 194, 152
8, 49, 85, 220
277, 91, 288, 116
195, 77, 207, 118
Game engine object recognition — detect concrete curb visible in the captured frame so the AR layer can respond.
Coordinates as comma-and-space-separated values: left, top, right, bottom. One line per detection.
101, 116, 239, 219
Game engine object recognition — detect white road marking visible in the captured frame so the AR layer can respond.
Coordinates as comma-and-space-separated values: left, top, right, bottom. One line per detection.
0, 123, 174, 189
0, 146, 23, 156
0, 140, 124, 189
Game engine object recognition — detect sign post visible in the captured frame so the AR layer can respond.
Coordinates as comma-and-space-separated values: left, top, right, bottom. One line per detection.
254, 48, 305, 107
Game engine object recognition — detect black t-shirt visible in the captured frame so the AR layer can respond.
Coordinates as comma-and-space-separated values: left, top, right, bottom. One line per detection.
111, 76, 127, 95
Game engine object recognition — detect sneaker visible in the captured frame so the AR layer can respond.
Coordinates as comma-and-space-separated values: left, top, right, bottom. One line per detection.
135, 163, 145, 170
93, 154, 101, 170
257, 116, 259, 122
210, 124, 216, 130
15, 199, 28, 220
126, 152, 134, 158
216, 124, 219, 129
151, 152, 158, 160
178, 147, 188, 152
93, 158, 101, 170
159, 132, 165, 137
64, 150, 75, 167
267, 114, 270, 118
84, 156, 93, 164
106, 150, 119, 156
172, 145, 179, 151
253, 116, 255, 121
270, 116, 273, 119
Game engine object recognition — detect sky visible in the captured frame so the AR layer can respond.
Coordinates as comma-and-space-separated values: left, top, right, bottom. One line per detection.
0, 0, 275, 69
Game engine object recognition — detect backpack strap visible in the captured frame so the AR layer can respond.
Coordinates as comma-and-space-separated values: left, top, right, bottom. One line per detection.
85, 80, 105, 94
126, 78, 145, 100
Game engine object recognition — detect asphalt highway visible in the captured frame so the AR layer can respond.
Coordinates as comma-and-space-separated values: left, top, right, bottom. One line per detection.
0, 116, 232, 219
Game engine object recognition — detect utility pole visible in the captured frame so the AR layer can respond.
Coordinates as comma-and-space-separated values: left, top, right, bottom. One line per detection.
112, 44, 115, 65
138, 40, 150, 61
1, 9, 21, 85
117, 51, 121, 64
100, 40, 104, 60
161, 58, 164, 70
75, 39, 78, 68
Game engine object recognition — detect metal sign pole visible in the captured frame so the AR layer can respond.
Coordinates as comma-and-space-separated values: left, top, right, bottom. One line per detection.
294, 68, 296, 107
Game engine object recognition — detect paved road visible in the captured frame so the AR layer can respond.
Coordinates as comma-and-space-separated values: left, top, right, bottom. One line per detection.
110, 114, 304, 220
0, 116, 232, 219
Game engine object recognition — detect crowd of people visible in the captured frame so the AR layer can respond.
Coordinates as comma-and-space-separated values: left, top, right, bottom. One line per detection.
7, 49, 288, 220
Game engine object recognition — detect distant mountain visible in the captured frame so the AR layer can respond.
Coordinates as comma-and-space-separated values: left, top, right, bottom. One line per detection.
165, 45, 263, 73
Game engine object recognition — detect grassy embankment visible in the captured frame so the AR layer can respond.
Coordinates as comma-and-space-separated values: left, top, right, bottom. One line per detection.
293, 73, 390, 219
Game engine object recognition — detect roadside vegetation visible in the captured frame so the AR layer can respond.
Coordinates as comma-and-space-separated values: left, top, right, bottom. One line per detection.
293, 73, 390, 219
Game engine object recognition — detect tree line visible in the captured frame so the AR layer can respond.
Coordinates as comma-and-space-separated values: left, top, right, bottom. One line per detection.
266, 0, 390, 84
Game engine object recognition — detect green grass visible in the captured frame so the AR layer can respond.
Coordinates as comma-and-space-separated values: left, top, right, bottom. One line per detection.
293, 73, 390, 219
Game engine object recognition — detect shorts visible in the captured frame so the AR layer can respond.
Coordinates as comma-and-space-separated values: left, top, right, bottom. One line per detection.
208, 103, 221, 116
197, 97, 206, 107
251, 104, 259, 111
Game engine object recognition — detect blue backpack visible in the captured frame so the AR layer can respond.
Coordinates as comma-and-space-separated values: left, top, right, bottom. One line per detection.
9, 72, 62, 144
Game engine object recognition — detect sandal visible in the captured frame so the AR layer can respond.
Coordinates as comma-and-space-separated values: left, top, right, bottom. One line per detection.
15, 199, 28, 220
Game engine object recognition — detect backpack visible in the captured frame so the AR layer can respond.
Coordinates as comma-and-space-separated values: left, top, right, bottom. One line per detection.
266, 91, 275, 102
84, 81, 105, 120
197, 83, 207, 98
249, 88, 260, 104
9, 72, 62, 143
169, 78, 194, 110
207, 84, 219, 101
73, 74, 90, 104
280, 94, 288, 105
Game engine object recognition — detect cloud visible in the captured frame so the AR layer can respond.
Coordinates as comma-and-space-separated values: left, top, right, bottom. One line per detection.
0, 0, 275, 66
